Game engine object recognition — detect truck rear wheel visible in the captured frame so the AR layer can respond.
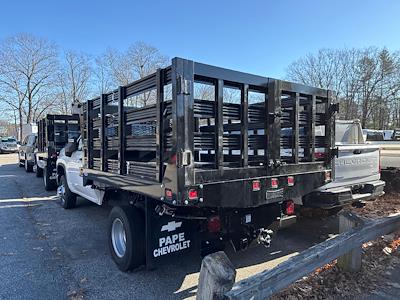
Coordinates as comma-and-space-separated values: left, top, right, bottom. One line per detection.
36, 165, 43, 177
18, 154, 24, 167
24, 156, 33, 172
43, 167, 56, 191
108, 206, 145, 271
59, 175, 77, 209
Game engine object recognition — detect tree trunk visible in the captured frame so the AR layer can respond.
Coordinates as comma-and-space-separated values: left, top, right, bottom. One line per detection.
19, 110, 23, 141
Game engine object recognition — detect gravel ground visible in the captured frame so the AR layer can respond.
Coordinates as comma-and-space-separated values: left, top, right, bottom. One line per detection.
0, 153, 339, 300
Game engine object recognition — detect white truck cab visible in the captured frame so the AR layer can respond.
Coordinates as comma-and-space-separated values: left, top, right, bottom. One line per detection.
56, 137, 104, 208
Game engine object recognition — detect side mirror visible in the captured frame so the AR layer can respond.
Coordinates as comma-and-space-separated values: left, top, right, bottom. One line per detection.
65, 138, 78, 157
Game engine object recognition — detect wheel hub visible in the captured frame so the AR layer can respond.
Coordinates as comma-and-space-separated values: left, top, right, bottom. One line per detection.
111, 218, 127, 258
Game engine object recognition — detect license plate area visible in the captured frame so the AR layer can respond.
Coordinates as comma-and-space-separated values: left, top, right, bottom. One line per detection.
266, 188, 284, 201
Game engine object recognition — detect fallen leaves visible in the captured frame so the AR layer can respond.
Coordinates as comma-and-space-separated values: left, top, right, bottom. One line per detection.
272, 192, 400, 300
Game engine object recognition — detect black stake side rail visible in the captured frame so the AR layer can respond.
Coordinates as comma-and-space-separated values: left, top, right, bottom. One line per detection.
36, 114, 80, 155
83, 57, 336, 205
225, 212, 400, 300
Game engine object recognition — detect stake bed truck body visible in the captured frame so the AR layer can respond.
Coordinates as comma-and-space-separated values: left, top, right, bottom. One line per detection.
57, 58, 337, 271
35, 114, 80, 190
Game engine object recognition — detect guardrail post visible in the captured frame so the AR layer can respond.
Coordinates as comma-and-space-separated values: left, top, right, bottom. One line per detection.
337, 212, 363, 272
197, 251, 236, 300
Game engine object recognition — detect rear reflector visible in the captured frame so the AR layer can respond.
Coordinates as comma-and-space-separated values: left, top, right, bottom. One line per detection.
207, 216, 221, 233
287, 176, 294, 186
271, 178, 279, 189
188, 189, 198, 200
314, 152, 325, 159
165, 189, 173, 199
252, 180, 261, 191
286, 200, 295, 215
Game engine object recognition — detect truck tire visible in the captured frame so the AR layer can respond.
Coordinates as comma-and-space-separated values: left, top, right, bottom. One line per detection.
18, 154, 24, 167
24, 156, 33, 172
43, 167, 56, 191
36, 165, 43, 177
108, 206, 145, 271
59, 175, 77, 209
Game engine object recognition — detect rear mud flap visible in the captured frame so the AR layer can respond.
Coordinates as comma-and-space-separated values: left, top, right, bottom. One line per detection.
144, 199, 200, 270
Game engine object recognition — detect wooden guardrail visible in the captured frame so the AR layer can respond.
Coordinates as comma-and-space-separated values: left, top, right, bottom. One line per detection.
197, 212, 400, 300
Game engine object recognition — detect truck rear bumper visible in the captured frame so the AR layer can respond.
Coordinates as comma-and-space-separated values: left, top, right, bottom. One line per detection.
303, 180, 385, 209
1, 149, 18, 153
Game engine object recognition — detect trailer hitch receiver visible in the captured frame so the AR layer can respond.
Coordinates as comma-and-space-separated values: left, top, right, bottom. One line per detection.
257, 229, 274, 248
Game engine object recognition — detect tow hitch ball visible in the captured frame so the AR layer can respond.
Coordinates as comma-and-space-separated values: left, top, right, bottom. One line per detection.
257, 229, 274, 248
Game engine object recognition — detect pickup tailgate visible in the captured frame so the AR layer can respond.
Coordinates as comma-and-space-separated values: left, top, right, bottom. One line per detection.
321, 144, 380, 190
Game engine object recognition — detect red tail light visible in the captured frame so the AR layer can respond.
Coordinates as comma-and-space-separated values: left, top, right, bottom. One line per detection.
286, 200, 295, 215
287, 176, 294, 186
252, 180, 261, 191
188, 189, 198, 200
314, 152, 325, 159
271, 178, 279, 189
207, 216, 221, 233
165, 189, 173, 199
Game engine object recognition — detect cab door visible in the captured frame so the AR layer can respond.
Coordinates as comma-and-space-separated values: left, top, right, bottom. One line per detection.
68, 138, 103, 204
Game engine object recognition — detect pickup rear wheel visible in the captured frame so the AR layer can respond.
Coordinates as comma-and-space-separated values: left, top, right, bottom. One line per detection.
43, 167, 56, 191
58, 175, 77, 209
108, 206, 145, 271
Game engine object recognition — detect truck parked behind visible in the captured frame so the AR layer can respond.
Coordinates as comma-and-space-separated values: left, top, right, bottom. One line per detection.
35, 114, 80, 190
18, 133, 37, 172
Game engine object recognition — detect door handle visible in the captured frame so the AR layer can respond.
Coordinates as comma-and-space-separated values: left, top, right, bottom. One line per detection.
353, 149, 362, 154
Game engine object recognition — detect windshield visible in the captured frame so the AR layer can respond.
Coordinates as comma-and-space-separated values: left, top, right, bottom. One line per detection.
1, 138, 17, 143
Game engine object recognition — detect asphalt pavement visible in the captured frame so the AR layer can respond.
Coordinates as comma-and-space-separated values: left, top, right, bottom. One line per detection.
0, 153, 338, 300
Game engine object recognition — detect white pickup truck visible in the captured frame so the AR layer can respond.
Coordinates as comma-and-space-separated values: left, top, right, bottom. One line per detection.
56, 137, 104, 208
303, 120, 385, 209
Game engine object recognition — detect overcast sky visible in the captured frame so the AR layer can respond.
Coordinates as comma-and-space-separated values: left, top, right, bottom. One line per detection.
1, 0, 399, 79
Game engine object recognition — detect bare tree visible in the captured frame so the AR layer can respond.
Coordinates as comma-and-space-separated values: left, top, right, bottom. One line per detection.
0, 33, 58, 139
100, 42, 169, 86
126, 42, 168, 80
93, 54, 113, 94
96, 42, 168, 107
286, 47, 400, 129
57, 50, 92, 113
